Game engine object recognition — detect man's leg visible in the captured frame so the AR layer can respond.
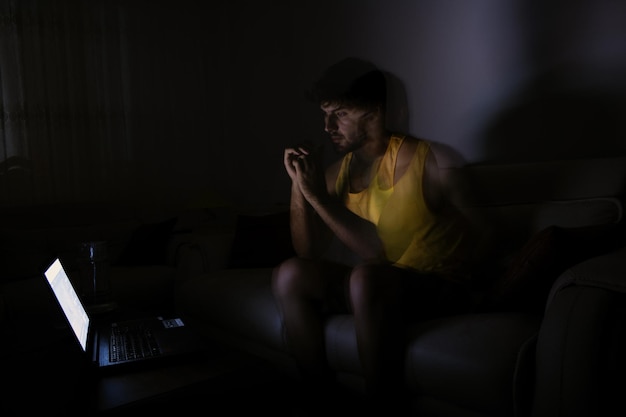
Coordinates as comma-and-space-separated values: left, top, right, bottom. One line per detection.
349, 264, 408, 412
272, 257, 349, 388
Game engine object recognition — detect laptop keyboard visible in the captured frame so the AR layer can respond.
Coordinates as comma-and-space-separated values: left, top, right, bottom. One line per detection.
109, 323, 162, 362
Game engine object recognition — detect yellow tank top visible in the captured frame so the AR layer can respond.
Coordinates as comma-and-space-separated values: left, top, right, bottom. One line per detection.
335, 135, 470, 279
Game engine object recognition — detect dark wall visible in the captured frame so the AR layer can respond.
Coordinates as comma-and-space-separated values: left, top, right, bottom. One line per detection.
55, 0, 626, 208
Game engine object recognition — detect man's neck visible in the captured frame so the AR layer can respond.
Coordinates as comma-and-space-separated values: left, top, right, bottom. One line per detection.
352, 132, 391, 164
348, 132, 391, 193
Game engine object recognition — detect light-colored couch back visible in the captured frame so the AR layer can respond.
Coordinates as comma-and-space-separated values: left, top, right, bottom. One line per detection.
458, 156, 626, 261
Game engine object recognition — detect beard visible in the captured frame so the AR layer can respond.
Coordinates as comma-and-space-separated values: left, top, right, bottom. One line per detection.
329, 127, 368, 155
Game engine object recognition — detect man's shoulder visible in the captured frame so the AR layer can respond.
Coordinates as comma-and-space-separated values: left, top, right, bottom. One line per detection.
395, 134, 429, 151
395, 135, 423, 168
427, 141, 466, 169
398, 135, 466, 169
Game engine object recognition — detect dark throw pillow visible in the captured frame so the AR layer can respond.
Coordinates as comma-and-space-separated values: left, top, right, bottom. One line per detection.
228, 211, 295, 269
114, 217, 177, 266
486, 223, 624, 314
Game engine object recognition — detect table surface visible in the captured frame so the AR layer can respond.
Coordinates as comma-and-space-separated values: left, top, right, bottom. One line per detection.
0, 277, 271, 416
95, 345, 253, 413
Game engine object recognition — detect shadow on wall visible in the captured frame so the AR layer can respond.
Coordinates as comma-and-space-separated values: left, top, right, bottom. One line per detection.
384, 68, 467, 168
384, 71, 410, 135
471, 67, 626, 259
481, 67, 626, 163
316, 58, 468, 171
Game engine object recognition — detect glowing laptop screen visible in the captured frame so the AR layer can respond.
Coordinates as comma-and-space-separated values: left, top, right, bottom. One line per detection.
44, 258, 90, 351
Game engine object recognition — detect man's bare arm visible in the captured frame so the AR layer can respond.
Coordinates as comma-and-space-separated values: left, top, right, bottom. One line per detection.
284, 146, 332, 258
289, 182, 330, 257
288, 148, 385, 262
305, 190, 385, 263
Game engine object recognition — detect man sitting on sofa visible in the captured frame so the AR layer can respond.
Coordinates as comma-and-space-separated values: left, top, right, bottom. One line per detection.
272, 57, 475, 413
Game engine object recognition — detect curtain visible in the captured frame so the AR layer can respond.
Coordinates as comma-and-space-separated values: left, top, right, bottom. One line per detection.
0, 0, 133, 205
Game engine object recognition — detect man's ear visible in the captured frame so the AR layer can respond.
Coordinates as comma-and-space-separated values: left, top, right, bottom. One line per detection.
363, 106, 382, 123
375, 105, 388, 122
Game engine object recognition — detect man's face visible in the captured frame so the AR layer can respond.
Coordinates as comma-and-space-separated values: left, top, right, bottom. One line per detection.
320, 102, 374, 154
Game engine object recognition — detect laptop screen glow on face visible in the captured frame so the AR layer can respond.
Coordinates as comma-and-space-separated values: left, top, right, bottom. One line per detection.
44, 259, 90, 351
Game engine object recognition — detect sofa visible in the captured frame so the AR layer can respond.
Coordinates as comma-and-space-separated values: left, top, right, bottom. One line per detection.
0, 202, 224, 322
175, 155, 626, 417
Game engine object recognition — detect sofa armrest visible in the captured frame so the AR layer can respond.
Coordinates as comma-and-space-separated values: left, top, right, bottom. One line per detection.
533, 246, 626, 417
545, 244, 626, 308
533, 286, 626, 417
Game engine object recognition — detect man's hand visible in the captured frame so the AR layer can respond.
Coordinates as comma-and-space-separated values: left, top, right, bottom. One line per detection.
283, 146, 310, 182
284, 145, 327, 204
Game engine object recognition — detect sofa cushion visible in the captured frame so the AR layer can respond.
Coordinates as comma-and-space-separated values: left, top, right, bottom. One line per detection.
468, 197, 623, 258
485, 223, 625, 314
324, 315, 361, 374
176, 268, 286, 352
463, 157, 626, 205
110, 266, 177, 310
405, 313, 540, 416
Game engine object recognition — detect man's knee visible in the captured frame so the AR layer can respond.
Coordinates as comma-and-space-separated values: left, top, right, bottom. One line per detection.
349, 264, 381, 301
273, 257, 303, 293
273, 256, 324, 300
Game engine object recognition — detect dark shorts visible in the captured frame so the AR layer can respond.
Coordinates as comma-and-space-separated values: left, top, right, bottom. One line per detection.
324, 263, 471, 322
400, 271, 471, 321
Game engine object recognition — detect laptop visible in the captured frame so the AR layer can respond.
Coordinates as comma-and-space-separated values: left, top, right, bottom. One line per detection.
43, 257, 209, 373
